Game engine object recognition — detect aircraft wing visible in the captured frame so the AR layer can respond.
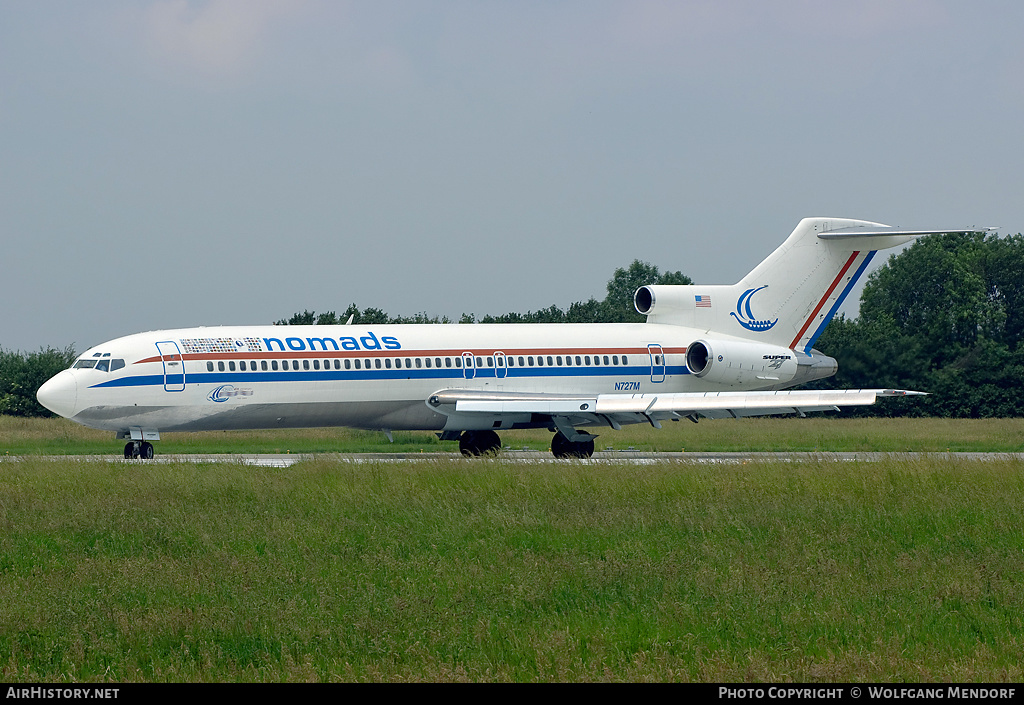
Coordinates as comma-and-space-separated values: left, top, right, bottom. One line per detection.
429, 388, 924, 431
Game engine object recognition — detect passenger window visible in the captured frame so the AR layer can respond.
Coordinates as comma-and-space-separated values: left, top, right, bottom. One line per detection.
240, 361, 247, 371
425, 358, 432, 368
345, 359, 352, 370
613, 355, 619, 365
415, 358, 422, 368
585, 356, 591, 365
547, 356, 553, 366
313, 360, 320, 370
556, 356, 563, 366
229, 361, 236, 371
272, 360, 279, 371
436, 358, 442, 368
334, 360, 341, 370
454, 358, 461, 368
445, 358, 452, 368
575, 356, 582, 365
207, 362, 214, 372
262, 361, 268, 371
375, 359, 381, 369
528, 357, 534, 366
622, 355, 628, 365
602, 356, 609, 365
537, 356, 544, 367
519, 357, 525, 366
487, 357, 493, 367
476, 357, 483, 367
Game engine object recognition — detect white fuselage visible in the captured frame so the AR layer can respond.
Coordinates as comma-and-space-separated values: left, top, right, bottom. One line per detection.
41, 322, 776, 436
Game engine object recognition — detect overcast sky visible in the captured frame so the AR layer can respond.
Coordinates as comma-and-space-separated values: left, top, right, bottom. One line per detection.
2, 1, 1022, 352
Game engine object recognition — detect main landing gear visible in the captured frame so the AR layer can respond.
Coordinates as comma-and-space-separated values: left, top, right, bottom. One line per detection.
551, 431, 596, 459
457, 430, 596, 458
459, 430, 502, 457
124, 441, 154, 460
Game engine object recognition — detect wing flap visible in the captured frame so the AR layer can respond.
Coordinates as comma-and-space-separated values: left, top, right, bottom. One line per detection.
455, 398, 598, 414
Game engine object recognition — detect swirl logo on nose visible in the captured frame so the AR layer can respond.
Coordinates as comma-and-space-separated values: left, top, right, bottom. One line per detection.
208, 385, 253, 403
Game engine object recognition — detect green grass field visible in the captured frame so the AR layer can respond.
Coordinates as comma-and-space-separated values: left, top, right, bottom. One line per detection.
4, 416, 1024, 455
1, 451, 1022, 682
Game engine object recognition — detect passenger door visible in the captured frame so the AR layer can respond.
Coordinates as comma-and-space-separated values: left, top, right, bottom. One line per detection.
648, 343, 666, 383
156, 341, 186, 392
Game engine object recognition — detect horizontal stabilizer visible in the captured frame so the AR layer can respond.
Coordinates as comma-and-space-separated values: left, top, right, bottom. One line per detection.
818, 226, 994, 240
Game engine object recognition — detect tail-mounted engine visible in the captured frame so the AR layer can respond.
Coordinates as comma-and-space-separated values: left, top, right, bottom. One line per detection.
685, 339, 838, 388
685, 338, 799, 387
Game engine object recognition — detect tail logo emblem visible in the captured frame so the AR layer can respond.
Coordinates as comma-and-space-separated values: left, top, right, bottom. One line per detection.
732, 286, 778, 332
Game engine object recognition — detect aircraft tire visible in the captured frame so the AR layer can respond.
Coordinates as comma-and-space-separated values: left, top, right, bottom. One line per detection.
459, 431, 482, 456
140, 442, 154, 460
459, 430, 501, 457
551, 432, 595, 459
124, 442, 136, 459
479, 430, 501, 455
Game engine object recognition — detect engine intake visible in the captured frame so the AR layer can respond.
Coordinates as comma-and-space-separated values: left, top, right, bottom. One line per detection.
634, 286, 656, 315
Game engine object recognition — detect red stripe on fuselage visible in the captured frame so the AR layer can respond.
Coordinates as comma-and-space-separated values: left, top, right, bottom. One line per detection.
789, 251, 860, 350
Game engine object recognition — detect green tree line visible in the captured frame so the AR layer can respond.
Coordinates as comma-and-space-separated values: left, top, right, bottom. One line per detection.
0, 346, 77, 417
815, 231, 1024, 417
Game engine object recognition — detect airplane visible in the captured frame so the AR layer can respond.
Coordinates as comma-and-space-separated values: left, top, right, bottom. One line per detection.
36, 217, 979, 459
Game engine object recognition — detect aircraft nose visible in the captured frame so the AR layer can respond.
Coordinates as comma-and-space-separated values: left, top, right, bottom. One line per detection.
37, 371, 77, 419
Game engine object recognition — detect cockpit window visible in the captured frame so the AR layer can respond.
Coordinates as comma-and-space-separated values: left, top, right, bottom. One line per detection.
73, 358, 125, 371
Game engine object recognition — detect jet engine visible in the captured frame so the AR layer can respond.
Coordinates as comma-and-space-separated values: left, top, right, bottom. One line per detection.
685, 338, 800, 387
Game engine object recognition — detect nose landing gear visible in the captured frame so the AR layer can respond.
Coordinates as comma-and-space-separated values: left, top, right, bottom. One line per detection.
124, 441, 155, 460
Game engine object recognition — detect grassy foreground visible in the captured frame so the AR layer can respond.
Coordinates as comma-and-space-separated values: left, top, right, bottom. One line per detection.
4, 416, 1024, 455
1, 455, 1022, 681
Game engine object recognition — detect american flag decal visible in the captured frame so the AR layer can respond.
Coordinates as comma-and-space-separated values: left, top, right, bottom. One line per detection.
695, 295, 712, 308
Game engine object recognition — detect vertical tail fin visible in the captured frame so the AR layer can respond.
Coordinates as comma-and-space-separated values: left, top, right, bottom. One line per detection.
637, 218, 976, 352
733, 217, 894, 351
